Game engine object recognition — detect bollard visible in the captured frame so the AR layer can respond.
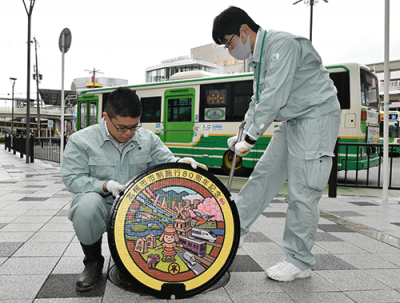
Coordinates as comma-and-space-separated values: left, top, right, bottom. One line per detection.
20, 136, 24, 159
5, 134, 9, 151
30, 134, 34, 163
13, 134, 16, 155
328, 141, 339, 198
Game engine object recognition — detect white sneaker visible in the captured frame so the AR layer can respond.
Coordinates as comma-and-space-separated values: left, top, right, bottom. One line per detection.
265, 260, 311, 282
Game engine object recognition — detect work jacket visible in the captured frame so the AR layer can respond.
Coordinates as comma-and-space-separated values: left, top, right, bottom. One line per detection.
245, 29, 341, 140
61, 118, 178, 197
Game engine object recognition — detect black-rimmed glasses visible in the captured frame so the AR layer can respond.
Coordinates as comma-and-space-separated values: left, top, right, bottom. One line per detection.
224, 34, 235, 50
109, 118, 142, 132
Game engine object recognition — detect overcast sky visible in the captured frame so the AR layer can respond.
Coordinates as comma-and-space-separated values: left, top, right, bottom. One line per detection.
1, 0, 399, 99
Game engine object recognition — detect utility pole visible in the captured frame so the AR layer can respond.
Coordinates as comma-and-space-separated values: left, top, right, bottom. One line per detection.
22, 0, 36, 163
293, 0, 328, 42
10, 78, 17, 151
32, 37, 42, 137
382, 0, 390, 202
85, 68, 103, 88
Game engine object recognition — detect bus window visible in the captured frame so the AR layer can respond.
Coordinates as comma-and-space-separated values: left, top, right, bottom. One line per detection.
200, 83, 229, 121
200, 80, 252, 122
168, 98, 192, 122
360, 69, 379, 110
89, 102, 97, 126
329, 71, 350, 110
379, 111, 400, 154
102, 93, 111, 112
233, 81, 252, 120
80, 103, 87, 129
389, 122, 400, 139
141, 96, 161, 122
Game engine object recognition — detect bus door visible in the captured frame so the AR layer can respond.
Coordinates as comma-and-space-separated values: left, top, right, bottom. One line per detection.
77, 95, 99, 131
163, 88, 195, 143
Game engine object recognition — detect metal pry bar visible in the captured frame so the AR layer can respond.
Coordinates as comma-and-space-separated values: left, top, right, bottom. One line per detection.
227, 121, 246, 191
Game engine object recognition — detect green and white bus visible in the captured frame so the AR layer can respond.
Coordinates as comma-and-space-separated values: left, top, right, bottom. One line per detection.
380, 110, 400, 154
77, 62, 380, 174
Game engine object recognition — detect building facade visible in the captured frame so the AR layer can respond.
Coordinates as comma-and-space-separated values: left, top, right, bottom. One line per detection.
190, 43, 250, 74
145, 43, 252, 83
366, 60, 400, 110
145, 55, 223, 83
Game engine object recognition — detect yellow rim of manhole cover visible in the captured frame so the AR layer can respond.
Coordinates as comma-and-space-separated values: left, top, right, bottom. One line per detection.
108, 162, 240, 299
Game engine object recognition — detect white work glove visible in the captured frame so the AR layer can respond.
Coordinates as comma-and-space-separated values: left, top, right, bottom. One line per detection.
228, 129, 249, 151
106, 180, 126, 197
178, 157, 208, 170
227, 135, 239, 151
234, 141, 255, 157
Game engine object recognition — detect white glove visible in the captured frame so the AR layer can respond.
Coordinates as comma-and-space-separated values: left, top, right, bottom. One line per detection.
178, 157, 208, 170
106, 180, 126, 197
234, 141, 255, 157
227, 135, 238, 151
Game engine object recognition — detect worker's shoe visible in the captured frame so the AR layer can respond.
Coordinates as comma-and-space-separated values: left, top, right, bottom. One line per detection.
265, 260, 311, 282
238, 233, 247, 249
76, 237, 105, 292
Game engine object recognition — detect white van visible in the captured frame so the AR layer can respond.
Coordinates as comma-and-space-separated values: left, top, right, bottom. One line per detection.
183, 252, 197, 266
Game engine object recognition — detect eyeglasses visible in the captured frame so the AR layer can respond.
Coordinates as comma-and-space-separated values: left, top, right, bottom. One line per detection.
224, 34, 235, 50
109, 118, 142, 132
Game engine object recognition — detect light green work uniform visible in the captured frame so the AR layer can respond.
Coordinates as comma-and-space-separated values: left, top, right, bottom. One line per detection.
61, 118, 178, 245
236, 29, 341, 270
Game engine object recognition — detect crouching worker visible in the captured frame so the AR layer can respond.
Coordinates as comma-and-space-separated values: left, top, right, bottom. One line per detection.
61, 87, 207, 292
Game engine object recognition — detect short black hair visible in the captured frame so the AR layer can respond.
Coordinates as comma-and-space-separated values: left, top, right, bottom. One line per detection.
105, 87, 142, 119
212, 6, 260, 45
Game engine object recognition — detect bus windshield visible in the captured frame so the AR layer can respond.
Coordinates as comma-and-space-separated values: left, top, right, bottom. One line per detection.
379, 113, 400, 139
360, 69, 379, 110
389, 121, 400, 139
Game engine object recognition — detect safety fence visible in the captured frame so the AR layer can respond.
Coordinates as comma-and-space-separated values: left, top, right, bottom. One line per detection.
4, 135, 66, 163
4, 136, 400, 195
328, 142, 400, 197
32, 137, 66, 163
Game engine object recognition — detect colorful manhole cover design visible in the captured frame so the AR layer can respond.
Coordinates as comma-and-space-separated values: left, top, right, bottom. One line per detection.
108, 163, 240, 299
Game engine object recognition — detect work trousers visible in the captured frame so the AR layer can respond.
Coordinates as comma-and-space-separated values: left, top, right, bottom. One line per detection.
68, 192, 114, 245
236, 110, 341, 270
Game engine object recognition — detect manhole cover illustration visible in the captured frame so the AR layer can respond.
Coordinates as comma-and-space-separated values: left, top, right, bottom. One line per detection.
108, 163, 239, 299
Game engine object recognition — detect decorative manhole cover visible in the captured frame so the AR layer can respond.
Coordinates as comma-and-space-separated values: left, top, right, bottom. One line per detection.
108, 163, 239, 299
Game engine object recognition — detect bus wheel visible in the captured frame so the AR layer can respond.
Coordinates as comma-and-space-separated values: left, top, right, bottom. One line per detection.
222, 150, 245, 176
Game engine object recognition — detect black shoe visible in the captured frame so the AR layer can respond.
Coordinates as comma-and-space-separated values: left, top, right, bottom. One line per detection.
76, 238, 105, 292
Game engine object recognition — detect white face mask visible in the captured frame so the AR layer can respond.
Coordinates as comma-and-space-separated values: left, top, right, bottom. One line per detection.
229, 29, 252, 60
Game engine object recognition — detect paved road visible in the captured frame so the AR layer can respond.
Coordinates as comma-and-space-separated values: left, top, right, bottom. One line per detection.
337, 157, 400, 189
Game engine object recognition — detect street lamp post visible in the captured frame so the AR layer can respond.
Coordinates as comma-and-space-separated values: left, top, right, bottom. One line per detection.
293, 0, 328, 42
23, 0, 36, 163
10, 78, 17, 153
32, 37, 41, 138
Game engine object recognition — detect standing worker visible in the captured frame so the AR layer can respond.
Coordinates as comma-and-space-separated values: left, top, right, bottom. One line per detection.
61, 87, 206, 292
212, 6, 341, 282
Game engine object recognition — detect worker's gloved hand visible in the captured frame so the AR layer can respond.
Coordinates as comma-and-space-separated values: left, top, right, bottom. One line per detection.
106, 180, 126, 197
178, 157, 208, 170
234, 141, 255, 157
227, 135, 239, 151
